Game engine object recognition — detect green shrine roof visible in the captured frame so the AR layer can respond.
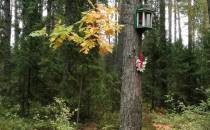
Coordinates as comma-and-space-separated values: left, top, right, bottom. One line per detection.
136, 4, 154, 12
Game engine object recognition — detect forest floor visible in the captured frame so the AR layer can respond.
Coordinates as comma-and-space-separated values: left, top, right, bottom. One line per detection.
79, 122, 97, 130
142, 107, 156, 130
79, 107, 158, 130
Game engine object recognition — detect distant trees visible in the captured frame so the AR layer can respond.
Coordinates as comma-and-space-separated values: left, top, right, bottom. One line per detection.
142, 0, 210, 110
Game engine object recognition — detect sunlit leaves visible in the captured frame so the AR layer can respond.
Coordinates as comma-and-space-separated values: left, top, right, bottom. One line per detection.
98, 41, 113, 55
74, 2, 123, 55
30, 27, 47, 37
30, 1, 123, 55
49, 25, 73, 48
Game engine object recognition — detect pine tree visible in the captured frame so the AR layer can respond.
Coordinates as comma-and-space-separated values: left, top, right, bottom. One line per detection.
119, 0, 142, 129
158, 0, 169, 105
14, 0, 44, 116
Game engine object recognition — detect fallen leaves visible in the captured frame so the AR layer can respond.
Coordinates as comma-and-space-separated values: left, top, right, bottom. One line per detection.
153, 123, 173, 130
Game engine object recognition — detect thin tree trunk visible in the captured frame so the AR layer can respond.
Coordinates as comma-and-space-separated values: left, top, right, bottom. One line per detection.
188, 0, 193, 50
26, 68, 31, 116
0, 1, 3, 17
174, 0, 177, 42
119, 0, 142, 129
192, 0, 196, 44
201, 1, 209, 38
46, 0, 53, 34
21, 72, 26, 116
76, 76, 83, 124
177, 2, 182, 42
14, 0, 20, 47
168, 0, 172, 42
0, 1, 3, 46
21, 69, 31, 117
160, 0, 166, 44
208, 0, 210, 24
207, 0, 210, 87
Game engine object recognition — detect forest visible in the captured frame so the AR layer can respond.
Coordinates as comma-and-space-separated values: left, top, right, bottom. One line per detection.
0, 0, 210, 130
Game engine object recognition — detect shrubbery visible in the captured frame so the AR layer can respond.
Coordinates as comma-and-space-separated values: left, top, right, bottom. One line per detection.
0, 97, 76, 130
98, 112, 120, 130
152, 89, 210, 130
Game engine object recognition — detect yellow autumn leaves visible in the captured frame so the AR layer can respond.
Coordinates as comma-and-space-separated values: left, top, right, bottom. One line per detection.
30, 1, 123, 55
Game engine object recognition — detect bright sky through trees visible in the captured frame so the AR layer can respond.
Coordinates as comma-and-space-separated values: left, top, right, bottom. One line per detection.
10, 0, 189, 46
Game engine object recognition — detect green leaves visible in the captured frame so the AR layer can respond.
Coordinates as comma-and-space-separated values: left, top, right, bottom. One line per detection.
29, 27, 47, 37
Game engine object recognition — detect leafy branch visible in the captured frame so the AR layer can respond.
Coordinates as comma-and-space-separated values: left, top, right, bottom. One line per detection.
30, 1, 123, 55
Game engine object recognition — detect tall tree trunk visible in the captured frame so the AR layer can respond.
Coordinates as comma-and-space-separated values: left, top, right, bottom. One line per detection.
0, 1, 3, 17
208, 0, 210, 24
14, 0, 20, 47
21, 72, 26, 116
119, 0, 142, 129
3, 0, 11, 79
0, 1, 3, 62
76, 76, 83, 124
207, 0, 210, 88
188, 0, 193, 50
26, 68, 31, 116
168, 0, 172, 42
174, 0, 177, 42
46, 0, 53, 34
177, 2, 182, 42
160, 0, 166, 44
200, 0, 209, 37
159, 0, 168, 106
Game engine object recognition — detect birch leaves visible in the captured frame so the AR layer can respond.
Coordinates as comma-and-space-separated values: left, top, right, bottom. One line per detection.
30, 2, 123, 55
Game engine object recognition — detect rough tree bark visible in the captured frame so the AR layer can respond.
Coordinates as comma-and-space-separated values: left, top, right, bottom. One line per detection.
119, 0, 142, 130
